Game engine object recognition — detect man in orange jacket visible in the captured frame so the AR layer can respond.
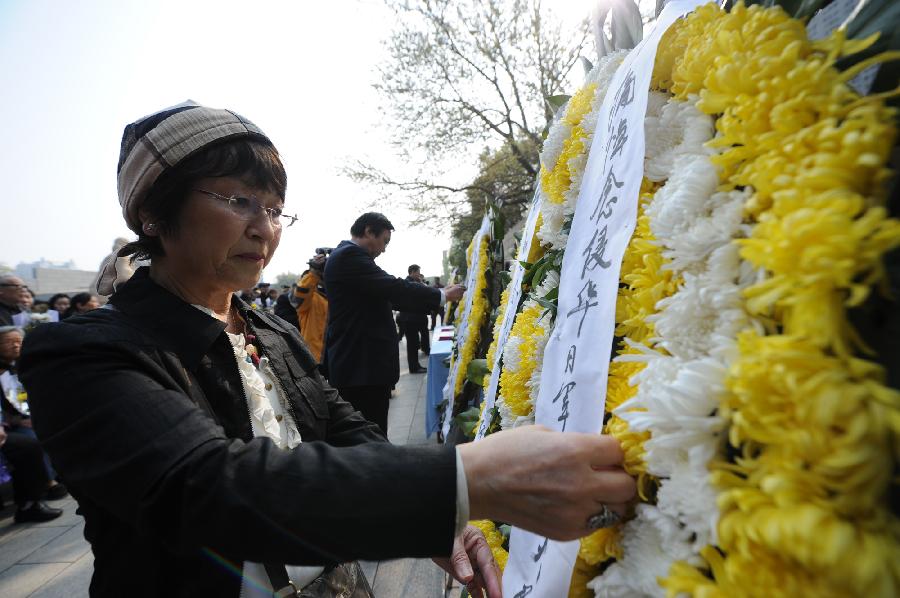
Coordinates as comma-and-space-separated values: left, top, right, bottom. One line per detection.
294, 253, 329, 363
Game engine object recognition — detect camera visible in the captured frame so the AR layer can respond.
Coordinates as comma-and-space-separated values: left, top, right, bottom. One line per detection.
308, 247, 333, 270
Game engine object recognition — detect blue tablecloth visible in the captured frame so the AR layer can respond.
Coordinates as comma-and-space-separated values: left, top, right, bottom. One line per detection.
425, 326, 454, 437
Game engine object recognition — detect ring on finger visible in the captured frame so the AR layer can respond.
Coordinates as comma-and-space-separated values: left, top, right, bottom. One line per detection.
586, 504, 620, 530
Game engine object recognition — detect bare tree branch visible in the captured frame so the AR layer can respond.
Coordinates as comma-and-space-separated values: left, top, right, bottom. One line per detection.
350, 0, 589, 239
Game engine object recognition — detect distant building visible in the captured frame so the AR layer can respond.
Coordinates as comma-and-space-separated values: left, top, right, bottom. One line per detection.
15, 260, 96, 299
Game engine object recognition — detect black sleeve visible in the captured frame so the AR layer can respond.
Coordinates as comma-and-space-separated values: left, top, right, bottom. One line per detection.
20, 325, 457, 565
273, 294, 300, 329
329, 248, 441, 313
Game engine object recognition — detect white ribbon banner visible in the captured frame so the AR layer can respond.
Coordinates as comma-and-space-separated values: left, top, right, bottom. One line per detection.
442, 215, 492, 438
475, 190, 544, 441
502, 2, 711, 595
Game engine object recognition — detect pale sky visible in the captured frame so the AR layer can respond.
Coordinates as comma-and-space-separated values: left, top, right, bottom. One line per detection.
0, 0, 595, 282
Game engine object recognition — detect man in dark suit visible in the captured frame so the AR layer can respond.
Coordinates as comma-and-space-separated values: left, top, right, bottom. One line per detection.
396, 264, 431, 374
324, 213, 465, 433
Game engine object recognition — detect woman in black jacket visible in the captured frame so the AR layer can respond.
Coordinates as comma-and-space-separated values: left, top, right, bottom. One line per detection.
19, 103, 635, 597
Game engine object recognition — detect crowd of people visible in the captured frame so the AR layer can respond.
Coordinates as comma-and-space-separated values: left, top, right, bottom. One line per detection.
0, 102, 635, 597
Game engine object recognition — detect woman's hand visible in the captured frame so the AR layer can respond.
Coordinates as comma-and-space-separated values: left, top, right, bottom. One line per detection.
459, 425, 636, 541
433, 525, 502, 598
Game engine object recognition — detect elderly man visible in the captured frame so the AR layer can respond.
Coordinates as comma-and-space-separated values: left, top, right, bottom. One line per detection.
0, 274, 29, 326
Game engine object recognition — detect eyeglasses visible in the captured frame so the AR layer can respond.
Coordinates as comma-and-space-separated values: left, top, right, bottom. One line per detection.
0, 284, 28, 290
193, 189, 299, 228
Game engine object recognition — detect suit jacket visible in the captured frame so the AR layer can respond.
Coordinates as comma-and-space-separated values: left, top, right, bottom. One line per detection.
324, 241, 440, 387
396, 276, 430, 327
19, 267, 455, 597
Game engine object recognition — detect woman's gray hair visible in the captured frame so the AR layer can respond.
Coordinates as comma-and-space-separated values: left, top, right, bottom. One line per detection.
0, 326, 24, 337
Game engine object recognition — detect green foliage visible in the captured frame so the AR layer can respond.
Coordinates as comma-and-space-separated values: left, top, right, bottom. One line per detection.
465, 358, 490, 386
454, 405, 482, 440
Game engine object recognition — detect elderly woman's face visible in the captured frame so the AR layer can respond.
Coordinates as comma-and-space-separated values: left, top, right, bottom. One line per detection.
159, 176, 282, 293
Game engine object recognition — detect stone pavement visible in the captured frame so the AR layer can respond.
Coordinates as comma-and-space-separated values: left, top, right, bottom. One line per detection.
0, 339, 457, 597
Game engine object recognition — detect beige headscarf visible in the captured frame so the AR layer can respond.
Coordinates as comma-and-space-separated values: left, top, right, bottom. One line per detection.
96, 101, 271, 296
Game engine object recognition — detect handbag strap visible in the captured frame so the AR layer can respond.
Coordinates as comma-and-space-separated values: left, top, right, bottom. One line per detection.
264, 562, 298, 598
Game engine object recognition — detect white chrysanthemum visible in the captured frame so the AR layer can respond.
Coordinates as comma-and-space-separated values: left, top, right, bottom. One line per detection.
501, 332, 524, 376
615, 348, 725, 477
537, 201, 567, 249
537, 51, 627, 250
535, 268, 560, 299
525, 316, 552, 405
496, 393, 538, 430
662, 190, 747, 275
589, 506, 697, 598
656, 452, 721, 549
649, 272, 747, 361
540, 119, 570, 174
581, 50, 629, 137
562, 151, 590, 218
644, 95, 714, 182
495, 396, 515, 429
647, 156, 731, 268
646, 90, 668, 120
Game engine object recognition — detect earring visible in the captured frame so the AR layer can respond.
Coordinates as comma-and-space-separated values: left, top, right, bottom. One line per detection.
143, 222, 156, 234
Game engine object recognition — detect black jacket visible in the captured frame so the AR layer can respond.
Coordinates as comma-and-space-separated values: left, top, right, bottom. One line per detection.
273, 292, 300, 330
0, 302, 20, 326
324, 241, 440, 387
19, 268, 456, 597
396, 276, 431, 327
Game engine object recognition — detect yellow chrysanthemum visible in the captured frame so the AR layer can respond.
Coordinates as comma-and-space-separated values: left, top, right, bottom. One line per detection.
484, 286, 512, 375
497, 301, 548, 418
568, 555, 602, 598
579, 526, 623, 565
524, 213, 546, 264
655, 3, 900, 595
472, 285, 513, 436
451, 237, 492, 397
540, 84, 598, 205
718, 330, 898, 518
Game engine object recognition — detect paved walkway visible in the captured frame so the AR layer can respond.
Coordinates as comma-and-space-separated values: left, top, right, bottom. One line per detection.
0, 340, 454, 597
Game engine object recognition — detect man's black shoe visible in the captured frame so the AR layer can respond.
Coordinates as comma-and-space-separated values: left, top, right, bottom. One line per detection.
45, 483, 69, 500
14, 502, 63, 523
410, 366, 427, 374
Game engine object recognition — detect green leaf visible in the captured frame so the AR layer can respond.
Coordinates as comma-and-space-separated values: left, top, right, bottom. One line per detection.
793, 0, 827, 19
454, 405, 481, 439
846, 0, 900, 39
533, 296, 557, 311
466, 359, 490, 386
546, 94, 571, 110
